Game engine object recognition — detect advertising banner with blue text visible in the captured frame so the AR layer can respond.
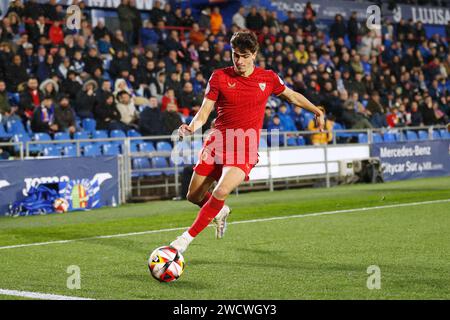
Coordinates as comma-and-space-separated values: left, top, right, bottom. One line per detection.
371, 140, 450, 181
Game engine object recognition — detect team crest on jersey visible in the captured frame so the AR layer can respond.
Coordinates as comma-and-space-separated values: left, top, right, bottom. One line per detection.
259, 83, 266, 91
228, 82, 236, 88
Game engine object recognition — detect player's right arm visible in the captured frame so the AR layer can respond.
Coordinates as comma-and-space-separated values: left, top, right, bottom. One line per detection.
179, 71, 220, 138
178, 97, 215, 137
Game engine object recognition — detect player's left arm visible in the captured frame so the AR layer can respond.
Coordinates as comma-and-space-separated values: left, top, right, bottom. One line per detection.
277, 87, 325, 131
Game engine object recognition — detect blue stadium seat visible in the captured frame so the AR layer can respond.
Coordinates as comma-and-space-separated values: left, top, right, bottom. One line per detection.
432, 130, 441, 140
63, 145, 78, 157
439, 129, 449, 139
333, 122, 353, 141
110, 129, 126, 146
130, 141, 139, 153
127, 129, 144, 144
286, 136, 297, 146
83, 144, 101, 157
0, 123, 12, 139
297, 136, 306, 146
373, 133, 383, 143
301, 112, 315, 129
132, 157, 151, 177
42, 146, 60, 157
92, 130, 109, 144
6, 119, 27, 135
358, 133, 368, 143
417, 130, 428, 141
102, 143, 121, 156
156, 141, 172, 152
405, 130, 418, 141
383, 132, 396, 143
139, 142, 155, 152
127, 129, 141, 137
54, 132, 73, 148
12, 133, 32, 153
151, 156, 168, 176
82, 118, 96, 134
74, 131, 91, 147
32, 133, 52, 153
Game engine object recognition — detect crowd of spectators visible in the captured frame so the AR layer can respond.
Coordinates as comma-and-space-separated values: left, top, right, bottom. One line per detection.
0, 0, 448, 148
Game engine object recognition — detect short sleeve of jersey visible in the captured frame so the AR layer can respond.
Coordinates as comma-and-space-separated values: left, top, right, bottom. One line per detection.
205, 71, 220, 101
271, 71, 286, 96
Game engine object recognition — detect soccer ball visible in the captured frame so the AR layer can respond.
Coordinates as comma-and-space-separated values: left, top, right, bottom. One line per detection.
148, 246, 185, 282
53, 198, 69, 213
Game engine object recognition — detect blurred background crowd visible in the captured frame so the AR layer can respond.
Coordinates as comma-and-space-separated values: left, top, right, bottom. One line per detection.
0, 0, 448, 148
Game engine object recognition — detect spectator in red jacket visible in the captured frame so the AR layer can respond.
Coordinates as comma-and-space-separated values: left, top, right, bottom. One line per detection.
49, 21, 64, 45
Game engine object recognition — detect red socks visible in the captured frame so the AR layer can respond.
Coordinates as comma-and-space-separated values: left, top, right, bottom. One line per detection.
188, 195, 224, 237
194, 191, 211, 208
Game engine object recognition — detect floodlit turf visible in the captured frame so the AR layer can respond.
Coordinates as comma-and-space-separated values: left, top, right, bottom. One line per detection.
0, 177, 449, 299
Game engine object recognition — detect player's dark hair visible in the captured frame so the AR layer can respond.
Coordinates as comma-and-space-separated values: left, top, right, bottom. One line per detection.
230, 31, 259, 54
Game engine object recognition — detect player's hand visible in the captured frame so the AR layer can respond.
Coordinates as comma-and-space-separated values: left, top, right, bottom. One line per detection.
315, 111, 325, 132
178, 124, 193, 139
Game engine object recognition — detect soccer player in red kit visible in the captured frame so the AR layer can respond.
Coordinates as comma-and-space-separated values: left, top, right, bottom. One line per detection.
170, 31, 324, 253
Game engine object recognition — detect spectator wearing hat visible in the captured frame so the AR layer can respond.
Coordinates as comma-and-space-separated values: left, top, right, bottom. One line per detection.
31, 95, 58, 134
39, 78, 59, 102
54, 95, 76, 134
75, 79, 98, 119
21, 42, 38, 75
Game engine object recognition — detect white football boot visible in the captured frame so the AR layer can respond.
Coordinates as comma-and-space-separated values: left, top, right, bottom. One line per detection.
169, 231, 193, 254
212, 205, 231, 239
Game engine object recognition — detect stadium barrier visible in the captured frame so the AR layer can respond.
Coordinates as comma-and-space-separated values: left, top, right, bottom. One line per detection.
2, 126, 448, 203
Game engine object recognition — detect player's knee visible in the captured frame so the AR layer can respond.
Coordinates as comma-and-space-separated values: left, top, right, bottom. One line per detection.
212, 187, 230, 200
186, 191, 201, 204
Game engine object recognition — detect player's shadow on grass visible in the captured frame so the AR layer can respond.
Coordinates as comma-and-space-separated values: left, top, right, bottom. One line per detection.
116, 273, 211, 290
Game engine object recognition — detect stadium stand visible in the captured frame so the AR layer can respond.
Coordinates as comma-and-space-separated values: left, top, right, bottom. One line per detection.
0, 0, 447, 183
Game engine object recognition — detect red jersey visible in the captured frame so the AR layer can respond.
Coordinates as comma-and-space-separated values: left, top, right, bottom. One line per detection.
203, 66, 286, 164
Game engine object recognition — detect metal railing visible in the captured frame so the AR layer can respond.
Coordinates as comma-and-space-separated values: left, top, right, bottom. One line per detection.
3, 125, 448, 201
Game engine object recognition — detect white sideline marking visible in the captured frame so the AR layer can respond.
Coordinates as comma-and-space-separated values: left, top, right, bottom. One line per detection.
0, 198, 449, 251
0, 289, 94, 300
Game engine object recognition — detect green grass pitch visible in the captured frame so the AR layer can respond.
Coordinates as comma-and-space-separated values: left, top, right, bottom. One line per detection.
0, 177, 449, 300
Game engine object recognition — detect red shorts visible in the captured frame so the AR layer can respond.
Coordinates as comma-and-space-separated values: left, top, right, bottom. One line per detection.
193, 147, 258, 182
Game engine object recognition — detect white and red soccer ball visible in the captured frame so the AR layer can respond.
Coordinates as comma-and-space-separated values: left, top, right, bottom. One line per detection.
53, 198, 69, 213
148, 246, 185, 282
